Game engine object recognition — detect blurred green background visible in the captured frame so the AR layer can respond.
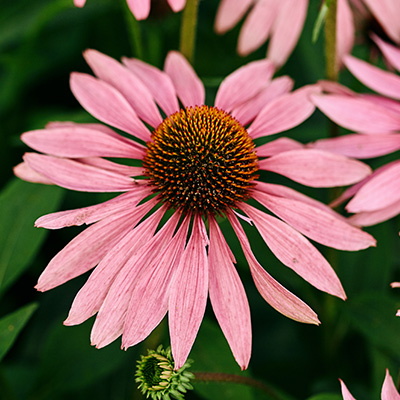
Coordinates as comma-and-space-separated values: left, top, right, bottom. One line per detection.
0, 0, 400, 399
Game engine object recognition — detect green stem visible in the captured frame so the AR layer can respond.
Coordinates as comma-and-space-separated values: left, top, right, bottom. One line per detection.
193, 372, 290, 400
122, 0, 143, 59
324, 0, 338, 81
179, 0, 200, 64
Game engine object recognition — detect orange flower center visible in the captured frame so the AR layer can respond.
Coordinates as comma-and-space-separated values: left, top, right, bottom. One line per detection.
143, 105, 259, 215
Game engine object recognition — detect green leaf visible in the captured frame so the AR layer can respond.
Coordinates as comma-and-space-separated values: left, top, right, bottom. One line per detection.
0, 179, 64, 295
306, 395, 341, 400
0, 303, 38, 362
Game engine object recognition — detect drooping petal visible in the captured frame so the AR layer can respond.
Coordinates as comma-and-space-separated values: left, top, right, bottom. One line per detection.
36, 200, 156, 292
21, 127, 145, 159
309, 134, 400, 159
14, 162, 53, 185
340, 380, 356, 400
227, 213, 320, 324
123, 57, 180, 116
347, 161, 400, 212
349, 199, 400, 226
168, 0, 186, 12
259, 149, 371, 187
381, 369, 400, 400
248, 86, 319, 138
256, 137, 303, 157
267, 0, 308, 67
237, 0, 278, 56
126, 0, 151, 20
23, 153, 136, 192
164, 51, 205, 107
78, 157, 143, 177
64, 204, 166, 326
231, 76, 294, 126
36, 185, 152, 229
240, 203, 346, 299
208, 216, 251, 370
372, 34, 400, 72
214, 0, 254, 34
70, 72, 151, 142
336, 0, 355, 66
252, 190, 376, 250
312, 94, 400, 133
122, 216, 190, 348
344, 55, 400, 100
169, 215, 209, 369
84, 49, 163, 127
90, 210, 180, 348
362, 0, 400, 44
215, 59, 274, 113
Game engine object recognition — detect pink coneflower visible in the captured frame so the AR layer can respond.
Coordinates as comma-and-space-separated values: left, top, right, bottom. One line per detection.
16, 50, 375, 370
310, 40, 400, 227
214, 0, 308, 67
74, 0, 186, 20
337, 0, 400, 66
340, 369, 400, 399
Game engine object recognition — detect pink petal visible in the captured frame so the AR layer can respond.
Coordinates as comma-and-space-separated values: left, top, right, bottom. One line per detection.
350, 198, 400, 226
312, 94, 400, 133
121, 216, 190, 348
362, 0, 400, 44
215, 59, 274, 113
252, 190, 375, 250
123, 57, 180, 116
231, 76, 294, 126
169, 215, 209, 369
79, 157, 144, 177
126, 0, 150, 20
256, 137, 303, 157
336, 0, 355, 66
237, 0, 278, 56
344, 55, 400, 100
340, 380, 356, 400
309, 134, 400, 159
35, 184, 152, 229
391, 282, 400, 288
14, 162, 53, 185
259, 149, 371, 187
168, 0, 186, 12
240, 203, 346, 299
382, 369, 400, 400
347, 161, 400, 212
214, 0, 254, 34
65, 205, 167, 326
360, 94, 400, 114
90, 210, 180, 348
84, 50, 163, 127
21, 127, 145, 159
317, 80, 356, 96
267, 0, 308, 67
208, 216, 251, 370
227, 212, 320, 324
70, 72, 151, 142
372, 34, 400, 72
23, 153, 135, 192
74, 0, 86, 7
164, 51, 205, 108
36, 203, 155, 292
248, 86, 320, 138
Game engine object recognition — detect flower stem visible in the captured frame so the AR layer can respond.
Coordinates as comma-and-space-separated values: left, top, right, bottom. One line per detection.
193, 372, 290, 400
324, 0, 338, 81
122, 0, 143, 59
179, 0, 200, 64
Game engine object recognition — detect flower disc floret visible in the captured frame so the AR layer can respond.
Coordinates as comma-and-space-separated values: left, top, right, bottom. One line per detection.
143, 105, 259, 215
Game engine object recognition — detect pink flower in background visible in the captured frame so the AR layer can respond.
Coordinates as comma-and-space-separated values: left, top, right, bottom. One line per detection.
390, 282, 400, 317
340, 369, 400, 399
74, 0, 186, 20
337, 0, 400, 65
16, 50, 375, 370
214, 0, 308, 67
310, 40, 400, 227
